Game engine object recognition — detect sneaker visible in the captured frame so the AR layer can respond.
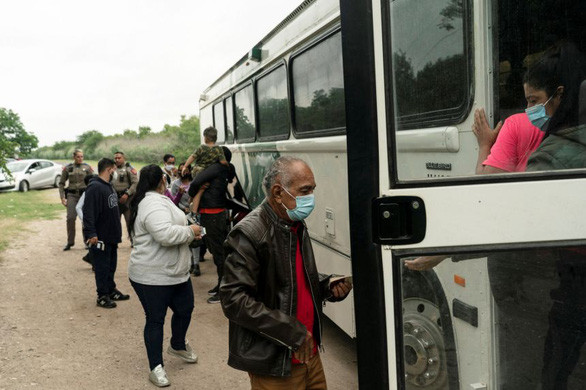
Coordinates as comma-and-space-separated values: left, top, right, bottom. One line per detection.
97, 295, 117, 309
149, 364, 170, 387
207, 295, 221, 304
167, 340, 198, 363
110, 289, 130, 301
192, 264, 201, 277
207, 286, 219, 296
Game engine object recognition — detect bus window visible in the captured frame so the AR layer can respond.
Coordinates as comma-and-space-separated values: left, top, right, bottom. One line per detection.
401, 246, 586, 389
234, 84, 256, 142
389, 0, 472, 130
200, 105, 213, 132
225, 96, 234, 144
257, 65, 289, 140
291, 31, 345, 136
213, 101, 226, 144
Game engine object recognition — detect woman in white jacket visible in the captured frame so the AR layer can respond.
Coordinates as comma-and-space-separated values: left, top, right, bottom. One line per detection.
127, 164, 203, 387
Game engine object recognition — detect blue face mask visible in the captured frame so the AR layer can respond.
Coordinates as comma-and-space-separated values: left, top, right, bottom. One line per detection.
282, 187, 315, 221
525, 94, 554, 130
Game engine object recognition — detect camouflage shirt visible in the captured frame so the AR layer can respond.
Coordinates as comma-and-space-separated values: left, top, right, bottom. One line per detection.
191, 145, 226, 170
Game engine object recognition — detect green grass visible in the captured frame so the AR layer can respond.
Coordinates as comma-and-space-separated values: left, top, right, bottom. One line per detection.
0, 189, 62, 251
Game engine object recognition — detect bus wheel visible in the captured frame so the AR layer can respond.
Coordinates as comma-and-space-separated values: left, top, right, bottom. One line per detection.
403, 297, 447, 389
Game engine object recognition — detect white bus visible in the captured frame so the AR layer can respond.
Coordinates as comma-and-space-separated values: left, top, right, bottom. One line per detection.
199, 0, 586, 389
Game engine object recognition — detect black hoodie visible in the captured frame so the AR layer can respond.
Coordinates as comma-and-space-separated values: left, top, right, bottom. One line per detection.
82, 176, 122, 244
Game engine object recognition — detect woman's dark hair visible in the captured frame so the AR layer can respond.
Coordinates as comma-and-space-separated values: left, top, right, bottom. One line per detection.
128, 164, 164, 237
524, 42, 586, 135
178, 162, 192, 181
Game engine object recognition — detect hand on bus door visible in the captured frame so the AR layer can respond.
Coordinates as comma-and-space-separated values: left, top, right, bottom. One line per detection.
404, 255, 449, 271
473, 108, 503, 150
293, 331, 314, 363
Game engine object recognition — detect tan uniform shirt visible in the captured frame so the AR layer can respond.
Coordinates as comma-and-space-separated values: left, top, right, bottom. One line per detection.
112, 163, 138, 196
58, 163, 93, 198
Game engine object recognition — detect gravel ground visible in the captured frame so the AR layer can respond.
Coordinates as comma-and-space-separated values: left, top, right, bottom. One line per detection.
0, 194, 358, 389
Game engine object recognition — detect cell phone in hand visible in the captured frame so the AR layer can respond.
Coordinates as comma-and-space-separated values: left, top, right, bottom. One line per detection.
329, 275, 352, 289
200, 227, 207, 236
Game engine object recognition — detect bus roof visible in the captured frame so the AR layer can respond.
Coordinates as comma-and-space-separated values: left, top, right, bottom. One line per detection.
200, 0, 339, 106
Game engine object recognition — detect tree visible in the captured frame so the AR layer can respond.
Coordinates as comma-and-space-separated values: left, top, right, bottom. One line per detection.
76, 130, 104, 152
138, 126, 152, 138
0, 107, 39, 168
123, 129, 138, 138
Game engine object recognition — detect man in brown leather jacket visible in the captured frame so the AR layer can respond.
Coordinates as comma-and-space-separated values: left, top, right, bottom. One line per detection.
220, 157, 352, 389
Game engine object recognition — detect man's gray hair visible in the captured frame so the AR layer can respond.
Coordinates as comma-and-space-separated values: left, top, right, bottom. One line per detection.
262, 156, 306, 196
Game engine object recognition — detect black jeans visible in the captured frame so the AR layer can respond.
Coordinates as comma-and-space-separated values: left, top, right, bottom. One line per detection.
131, 279, 194, 370
92, 244, 117, 297
200, 211, 229, 288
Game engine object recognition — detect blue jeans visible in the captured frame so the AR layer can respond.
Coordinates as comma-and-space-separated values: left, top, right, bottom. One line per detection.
92, 244, 117, 297
130, 279, 194, 370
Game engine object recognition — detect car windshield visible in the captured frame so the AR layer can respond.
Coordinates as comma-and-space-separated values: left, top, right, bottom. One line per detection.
6, 161, 29, 173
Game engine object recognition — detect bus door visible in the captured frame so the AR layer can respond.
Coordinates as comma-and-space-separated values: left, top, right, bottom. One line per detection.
341, 0, 586, 389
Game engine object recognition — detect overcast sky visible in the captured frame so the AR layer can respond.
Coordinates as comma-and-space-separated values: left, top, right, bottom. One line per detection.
0, 0, 302, 146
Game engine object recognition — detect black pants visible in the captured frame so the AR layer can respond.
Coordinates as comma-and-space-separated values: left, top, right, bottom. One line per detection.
131, 279, 194, 370
200, 211, 228, 288
92, 244, 117, 297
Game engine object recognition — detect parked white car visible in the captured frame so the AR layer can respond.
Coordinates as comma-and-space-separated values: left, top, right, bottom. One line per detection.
0, 159, 63, 192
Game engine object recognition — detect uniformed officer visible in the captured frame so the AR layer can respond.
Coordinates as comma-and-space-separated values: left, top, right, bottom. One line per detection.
59, 149, 93, 251
112, 151, 138, 229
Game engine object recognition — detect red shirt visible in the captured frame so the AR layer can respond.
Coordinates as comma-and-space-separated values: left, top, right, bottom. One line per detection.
483, 113, 544, 172
291, 223, 317, 364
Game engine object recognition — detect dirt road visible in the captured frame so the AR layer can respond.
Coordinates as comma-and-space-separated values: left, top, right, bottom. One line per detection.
0, 191, 358, 389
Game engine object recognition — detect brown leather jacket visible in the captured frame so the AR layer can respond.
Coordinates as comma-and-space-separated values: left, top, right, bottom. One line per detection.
220, 201, 337, 376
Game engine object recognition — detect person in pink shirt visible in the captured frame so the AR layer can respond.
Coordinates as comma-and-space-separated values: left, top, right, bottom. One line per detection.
473, 109, 545, 174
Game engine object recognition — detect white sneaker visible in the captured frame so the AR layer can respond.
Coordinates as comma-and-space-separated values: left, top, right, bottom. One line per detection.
149, 364, 170, 387
167, 340, 198, 363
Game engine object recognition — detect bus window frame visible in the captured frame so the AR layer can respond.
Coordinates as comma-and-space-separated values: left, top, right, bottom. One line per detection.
381, 0, 586, 189
233, 81, 257, 144
212, 100, 226, 144
385, 0, 475, 131
224, 94, 235, 144
255, 59, 291, 142
289, 26, 347, 139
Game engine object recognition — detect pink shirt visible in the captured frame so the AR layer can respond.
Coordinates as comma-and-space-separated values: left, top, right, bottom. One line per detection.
483, 113, 545, 172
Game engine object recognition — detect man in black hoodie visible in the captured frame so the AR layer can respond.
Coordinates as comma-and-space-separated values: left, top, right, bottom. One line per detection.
83, 158, 129, 309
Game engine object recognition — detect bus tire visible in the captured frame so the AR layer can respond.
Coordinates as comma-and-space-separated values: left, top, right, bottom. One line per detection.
402, 269, 459, 390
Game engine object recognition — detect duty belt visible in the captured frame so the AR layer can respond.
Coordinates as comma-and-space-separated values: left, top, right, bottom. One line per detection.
67, 189, 85, 196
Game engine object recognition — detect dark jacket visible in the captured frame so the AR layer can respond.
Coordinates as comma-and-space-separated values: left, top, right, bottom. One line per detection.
82, 177, 122, 244
219, 201, 338, 377
187, 163, 228, 209
526, 125, 586, 171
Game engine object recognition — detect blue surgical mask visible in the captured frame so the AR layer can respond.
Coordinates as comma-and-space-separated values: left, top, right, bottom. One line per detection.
525, 94, 554, 130
281, 187, 315, 221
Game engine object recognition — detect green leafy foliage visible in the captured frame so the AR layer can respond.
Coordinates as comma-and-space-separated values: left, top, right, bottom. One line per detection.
32, 115, 200, 164
0, 108, 39, 169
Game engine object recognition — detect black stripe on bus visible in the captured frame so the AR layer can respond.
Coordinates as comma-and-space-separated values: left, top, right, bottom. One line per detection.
340, 0, 389, 389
